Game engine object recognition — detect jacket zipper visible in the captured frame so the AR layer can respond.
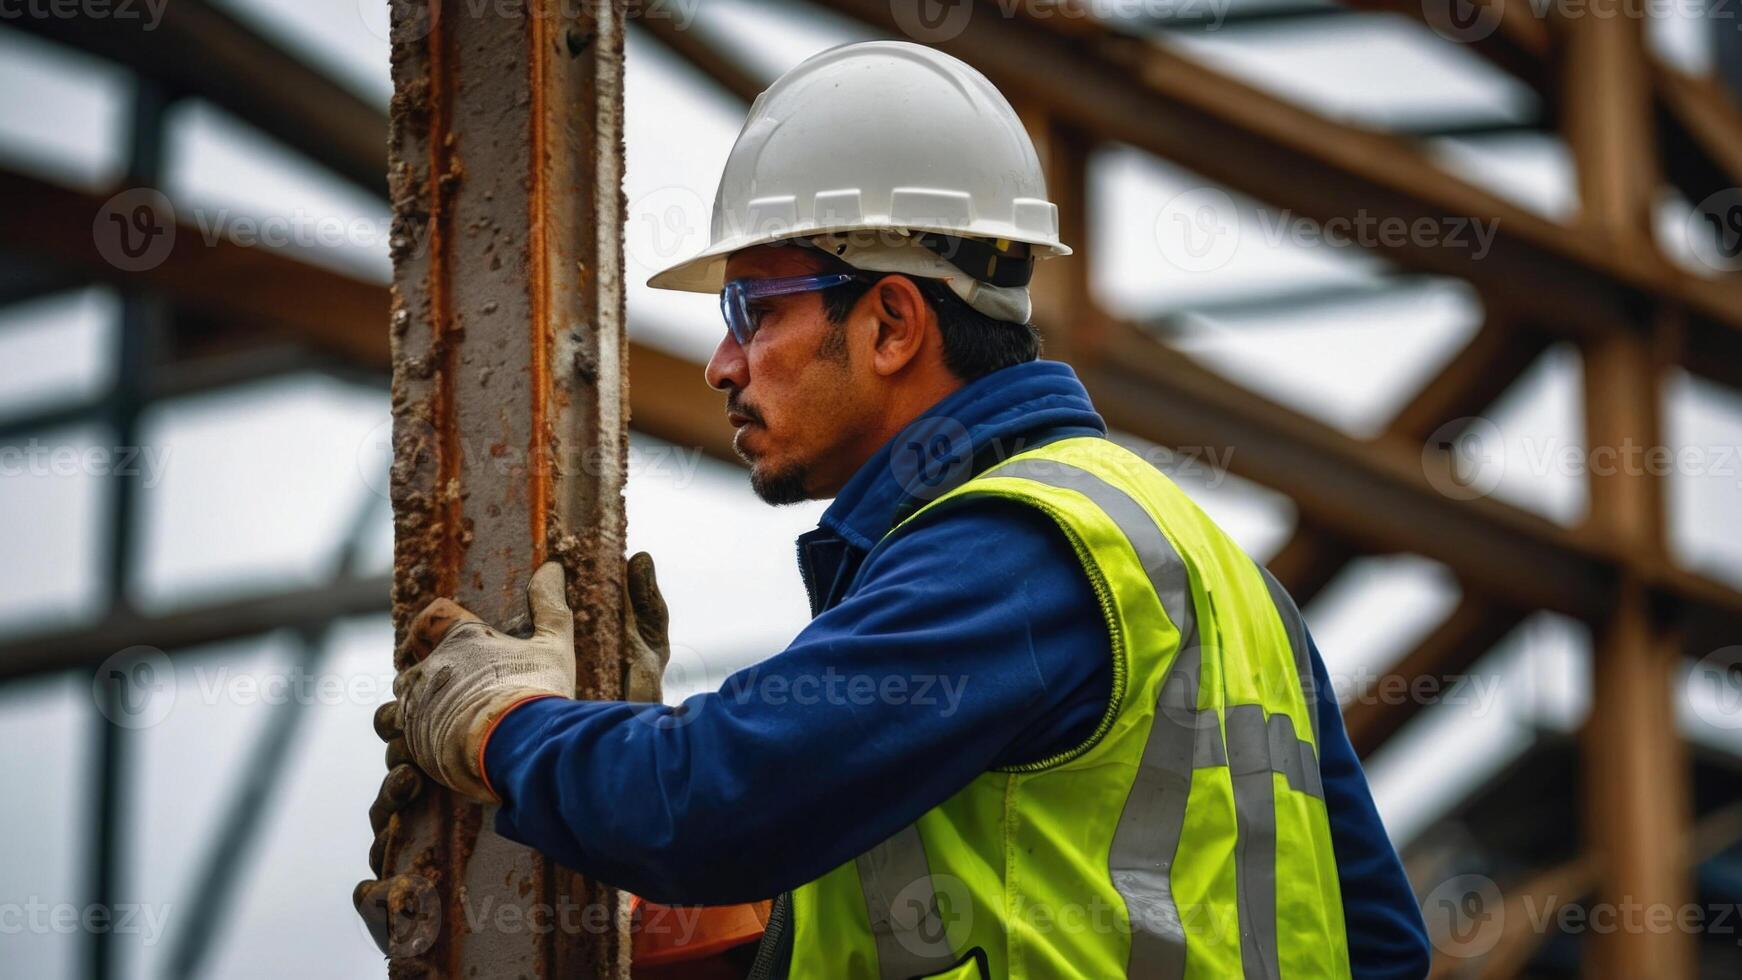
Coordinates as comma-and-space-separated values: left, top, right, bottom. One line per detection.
746, 891, 791, 980
796, 540, 820, 617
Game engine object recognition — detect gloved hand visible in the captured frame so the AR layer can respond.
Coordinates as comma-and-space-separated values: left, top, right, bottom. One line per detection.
622, 551, 671, 703
358, 554, 672, 948
391, 560, 578, 802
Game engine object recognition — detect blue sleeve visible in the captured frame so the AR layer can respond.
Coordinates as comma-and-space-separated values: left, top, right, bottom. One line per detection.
1310, 631, 1432, 978
482, 500, 1108, 905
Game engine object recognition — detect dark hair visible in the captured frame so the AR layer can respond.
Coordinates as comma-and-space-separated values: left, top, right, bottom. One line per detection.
817, 265, 1042, 381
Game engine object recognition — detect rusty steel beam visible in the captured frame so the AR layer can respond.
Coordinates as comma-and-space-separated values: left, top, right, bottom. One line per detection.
1021, 107, 1099, 365
1272, 317, 1552, 754
631, 10, 766, 102
806, 0, 1742, 388
0, 167, 737, 465
1268, 315, 1552, 605
1578, 325, 1694, 976
7, 0, 388, 197
0, 170, 387, 367
1449, 804, 1742, 978
1337, 0, 1742, 252
1340, 0, 1553, 97
376, 1, 629, 976
1087, 327, 1614, 616
7, 170, 1740, 698
0, 575, 391, 682
1562, 6, 1694, 970
10, 160, 1740, 663
1343, 599, 1527, 759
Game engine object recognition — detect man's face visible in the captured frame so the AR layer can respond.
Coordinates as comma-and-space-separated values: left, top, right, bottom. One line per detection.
705, 245, 876, 504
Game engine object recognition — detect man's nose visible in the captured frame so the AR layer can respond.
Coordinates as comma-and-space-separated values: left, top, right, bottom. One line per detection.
704, 331, 747, 392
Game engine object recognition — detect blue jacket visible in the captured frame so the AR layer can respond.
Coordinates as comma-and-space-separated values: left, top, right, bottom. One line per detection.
486, 360, 1431, 977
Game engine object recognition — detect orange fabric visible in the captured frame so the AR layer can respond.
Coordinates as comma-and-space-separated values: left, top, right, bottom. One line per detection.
476, 693, 564, 802
630, 895, 771, 966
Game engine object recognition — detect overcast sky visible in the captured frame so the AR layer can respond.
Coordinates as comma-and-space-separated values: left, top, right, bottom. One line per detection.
2, 0, 1741, 977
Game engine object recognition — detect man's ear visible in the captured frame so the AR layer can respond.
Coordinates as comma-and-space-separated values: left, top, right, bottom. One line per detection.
862, 275, 932, 378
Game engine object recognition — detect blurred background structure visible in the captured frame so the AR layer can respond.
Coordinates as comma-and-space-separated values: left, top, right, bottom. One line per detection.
3, 0, 1742, 977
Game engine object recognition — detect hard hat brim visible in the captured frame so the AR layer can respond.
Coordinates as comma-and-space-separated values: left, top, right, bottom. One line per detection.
646, 226, 1072, 294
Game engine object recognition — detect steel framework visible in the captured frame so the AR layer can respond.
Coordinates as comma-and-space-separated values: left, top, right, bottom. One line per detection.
2, 0, 1741, 976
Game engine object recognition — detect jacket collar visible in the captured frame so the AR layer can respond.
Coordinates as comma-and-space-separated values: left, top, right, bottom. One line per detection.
814, 359, 1106, 553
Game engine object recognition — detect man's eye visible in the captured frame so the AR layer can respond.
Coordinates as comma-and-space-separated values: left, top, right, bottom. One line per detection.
746, 301, 773, 331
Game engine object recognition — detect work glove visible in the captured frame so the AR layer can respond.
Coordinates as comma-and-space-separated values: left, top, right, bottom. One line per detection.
357, 554, 671, 950
393, 560, 578, 801
622, 551, 671, 704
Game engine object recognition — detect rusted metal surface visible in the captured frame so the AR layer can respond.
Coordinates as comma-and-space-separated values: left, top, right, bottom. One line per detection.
1578, 319, 1692, 979
382, 0, 628, 976
1564, 4, 1694, 973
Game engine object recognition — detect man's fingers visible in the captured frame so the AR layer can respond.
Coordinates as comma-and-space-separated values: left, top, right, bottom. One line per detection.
369, 764, 424, 834
353, 879, 391, 954
369, 829, 389, 877
353, 874, 440, 958
373, 701, 402, 742
527, 561, 573, 641
400, 598, 484, 665
626, 551, 669, 649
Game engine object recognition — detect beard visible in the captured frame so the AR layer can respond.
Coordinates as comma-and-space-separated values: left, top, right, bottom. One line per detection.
728, 391, 812, 505
748, 458, 812, 505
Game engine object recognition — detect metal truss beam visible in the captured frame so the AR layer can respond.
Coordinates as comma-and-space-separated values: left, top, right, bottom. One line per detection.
6, 0, 387, 197
0, 168, 736, 465
805, 0, 1742, 391
0, 575, 390, 683
7, 165, 1741, 697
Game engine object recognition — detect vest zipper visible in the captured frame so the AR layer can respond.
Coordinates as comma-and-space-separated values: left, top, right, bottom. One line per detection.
745, 890, 792, 980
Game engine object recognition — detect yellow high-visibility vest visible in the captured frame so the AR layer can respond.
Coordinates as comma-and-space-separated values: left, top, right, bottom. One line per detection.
776, 436, 1350, 979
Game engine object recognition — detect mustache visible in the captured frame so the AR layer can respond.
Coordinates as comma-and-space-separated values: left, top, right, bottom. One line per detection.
725, 392, 765, 426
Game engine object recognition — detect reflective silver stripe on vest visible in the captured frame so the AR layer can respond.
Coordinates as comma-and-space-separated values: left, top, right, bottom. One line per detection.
898, 457, 1329, 979
994, 458, 1200, 980
1227, 705, 1281, 980
855, 824, 958, 979
1259, 566, 1317, 747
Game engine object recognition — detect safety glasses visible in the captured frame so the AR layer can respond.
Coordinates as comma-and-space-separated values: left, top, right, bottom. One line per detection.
719, 272, 867, 346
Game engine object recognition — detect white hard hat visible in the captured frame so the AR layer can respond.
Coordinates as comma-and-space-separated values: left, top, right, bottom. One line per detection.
647, 40, 1071, 305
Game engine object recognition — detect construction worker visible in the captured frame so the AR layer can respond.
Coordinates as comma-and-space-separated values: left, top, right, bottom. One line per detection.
362, 40, 1432, 978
